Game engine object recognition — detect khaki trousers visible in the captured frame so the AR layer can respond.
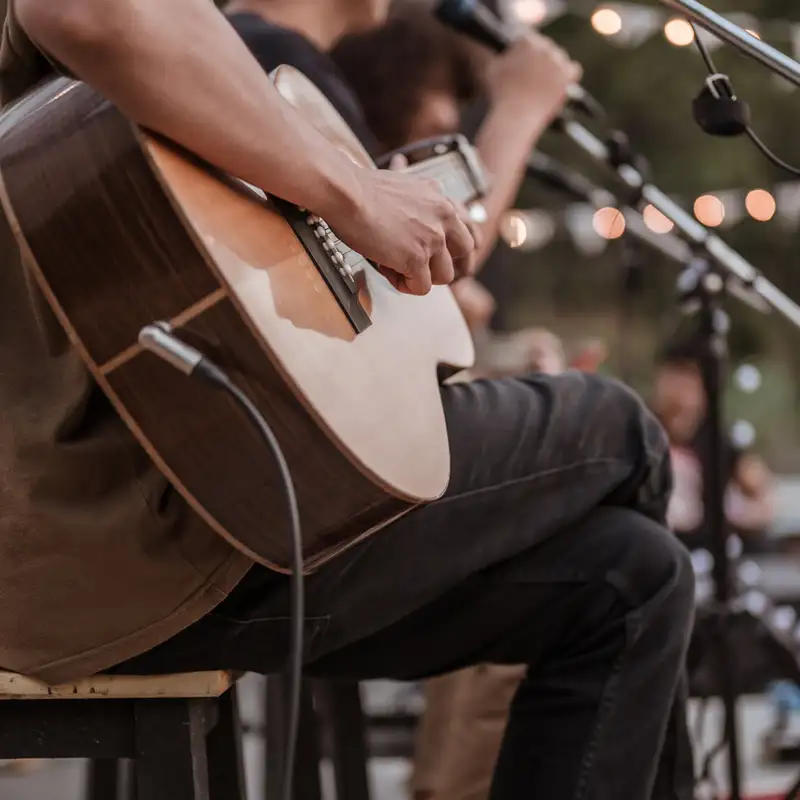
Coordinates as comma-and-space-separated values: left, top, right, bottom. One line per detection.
412, 665, 526, 800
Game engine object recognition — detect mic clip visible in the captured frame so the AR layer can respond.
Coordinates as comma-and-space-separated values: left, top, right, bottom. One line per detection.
692, 74, 751, 137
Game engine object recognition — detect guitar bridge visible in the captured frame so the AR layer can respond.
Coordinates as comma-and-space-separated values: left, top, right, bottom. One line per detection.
274, 199, 372, 334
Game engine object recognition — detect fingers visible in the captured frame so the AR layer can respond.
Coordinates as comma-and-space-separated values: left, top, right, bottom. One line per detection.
453, 206, 485, 279
429, 248, 455, 287
440, 199, 475, 261
389, 153, 409, 171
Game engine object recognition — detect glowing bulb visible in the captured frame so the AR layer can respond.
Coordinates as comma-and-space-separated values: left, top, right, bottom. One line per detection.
501, 213, 528, 248
745, 29, 761, 39
642, 204, 674, 234
591, 8, 622, 36
664, 18, 695, 46
592, 207, 626, 239
745, 189, 776, 222
694, 194, 725, 227
511, 0, 548, 25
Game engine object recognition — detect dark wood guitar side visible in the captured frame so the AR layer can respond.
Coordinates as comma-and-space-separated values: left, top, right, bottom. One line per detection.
0, 68, 477, 573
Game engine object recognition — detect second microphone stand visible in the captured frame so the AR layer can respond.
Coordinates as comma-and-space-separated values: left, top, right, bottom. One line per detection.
677, 257, 742, 800
556, 114, 800, 800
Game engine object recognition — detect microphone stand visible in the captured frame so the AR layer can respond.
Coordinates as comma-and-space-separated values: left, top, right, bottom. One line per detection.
656, 0, 800, 88
556, 116, 800, 800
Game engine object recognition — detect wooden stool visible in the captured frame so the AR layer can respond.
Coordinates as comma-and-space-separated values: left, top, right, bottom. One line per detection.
0, 670, 245, 800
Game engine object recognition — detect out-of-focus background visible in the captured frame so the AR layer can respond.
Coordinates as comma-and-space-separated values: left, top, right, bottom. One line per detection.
481, 0, 800, 480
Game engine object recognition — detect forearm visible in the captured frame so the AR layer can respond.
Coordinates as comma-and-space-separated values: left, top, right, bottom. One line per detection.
472, 100, 549, 267
17, 0, 363, 218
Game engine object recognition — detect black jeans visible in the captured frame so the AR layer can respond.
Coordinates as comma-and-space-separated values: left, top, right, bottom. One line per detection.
113, 372, 696, 799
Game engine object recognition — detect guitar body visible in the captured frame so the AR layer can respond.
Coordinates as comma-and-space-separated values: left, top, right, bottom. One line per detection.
0, 67, 474, 572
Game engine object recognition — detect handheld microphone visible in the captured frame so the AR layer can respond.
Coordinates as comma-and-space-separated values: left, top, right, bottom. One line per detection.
434, 0, 593, 115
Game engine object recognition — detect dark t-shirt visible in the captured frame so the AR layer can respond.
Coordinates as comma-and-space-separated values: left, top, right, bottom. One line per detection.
228, 13, 379, 155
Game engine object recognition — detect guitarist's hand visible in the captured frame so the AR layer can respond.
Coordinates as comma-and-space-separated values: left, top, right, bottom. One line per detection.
383, 153, 481, 283
324, 166, 475, 296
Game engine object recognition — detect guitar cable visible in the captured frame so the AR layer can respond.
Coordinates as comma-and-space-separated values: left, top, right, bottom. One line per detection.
138, 321, 304, 800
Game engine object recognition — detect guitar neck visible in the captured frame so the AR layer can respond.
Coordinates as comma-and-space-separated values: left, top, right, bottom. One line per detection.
403, 151, 481, 207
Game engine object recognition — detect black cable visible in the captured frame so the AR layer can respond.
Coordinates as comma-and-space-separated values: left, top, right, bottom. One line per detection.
690, 21, 718, 73
744, 126, 800, 177
204, 368, 305, 800
137, 322, 304, 800
687, 20, 800, 177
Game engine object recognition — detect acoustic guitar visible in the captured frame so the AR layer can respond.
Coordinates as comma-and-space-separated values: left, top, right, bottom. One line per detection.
0, 66, 484, 573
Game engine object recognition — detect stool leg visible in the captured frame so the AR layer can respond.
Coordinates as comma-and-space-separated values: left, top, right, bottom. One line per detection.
318, 682, 371, 800
265, 676, 322, 800
134, 698, 211, 800
207, 688, 246, 800
86, 759, 121, 800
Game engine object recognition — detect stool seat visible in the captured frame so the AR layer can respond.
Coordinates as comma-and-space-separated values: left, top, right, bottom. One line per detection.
0, 669, 235, 700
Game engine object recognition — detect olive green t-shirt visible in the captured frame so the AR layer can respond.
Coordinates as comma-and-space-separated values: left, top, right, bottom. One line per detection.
0, 0, 251, 683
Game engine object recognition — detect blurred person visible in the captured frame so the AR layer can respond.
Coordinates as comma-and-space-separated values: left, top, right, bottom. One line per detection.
1, 2, 697, 798
652, 337, 774, 553
333, 1, 572, 266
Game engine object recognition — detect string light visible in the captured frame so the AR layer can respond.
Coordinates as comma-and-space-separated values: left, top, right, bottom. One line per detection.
500, 213, 529, 248
745, 189, 776, 221
510, 0, 549, 25
591, 7, 623, 36
592, 207, 626, 239
642, 204, 674, 234
694, 194, 725, 227
663, 18, 695, 46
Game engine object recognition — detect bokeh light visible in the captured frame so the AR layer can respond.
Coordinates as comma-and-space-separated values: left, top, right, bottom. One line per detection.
745, 189, 776, 222
664, 18, 695, 46
510, 0, 548, 25
731, 419, 756, 449
694, 194, 725, 227
591, 8, 623, 36
500, 213, 529, 249
642, 204, 675, 234
735, 364, 762, 393
592, 207, 626, 239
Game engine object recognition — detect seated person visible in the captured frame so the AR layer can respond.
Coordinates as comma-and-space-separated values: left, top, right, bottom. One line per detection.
652, 336, 774, 553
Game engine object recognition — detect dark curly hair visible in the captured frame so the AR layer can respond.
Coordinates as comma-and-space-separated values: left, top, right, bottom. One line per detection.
331, 1, 485, 153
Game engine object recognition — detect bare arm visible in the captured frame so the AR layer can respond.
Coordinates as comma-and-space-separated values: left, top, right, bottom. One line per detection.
728, 455, 774, 532
472, 34, 581, 267
15, 0, 475, 293
17, 0, 364, 217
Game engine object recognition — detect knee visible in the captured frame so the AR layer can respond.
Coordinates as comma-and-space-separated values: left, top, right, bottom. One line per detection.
600, 375, 669, 458
597, 507, 695, 620
554, 372, 669, 461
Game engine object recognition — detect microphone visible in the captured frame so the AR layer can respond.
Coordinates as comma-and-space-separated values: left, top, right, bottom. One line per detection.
527, 151, 612, 207
434, 0, 593, 116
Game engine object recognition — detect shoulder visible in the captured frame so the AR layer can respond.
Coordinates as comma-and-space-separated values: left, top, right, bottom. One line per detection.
0, 0, 53, 105
227, 13, 323, 73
